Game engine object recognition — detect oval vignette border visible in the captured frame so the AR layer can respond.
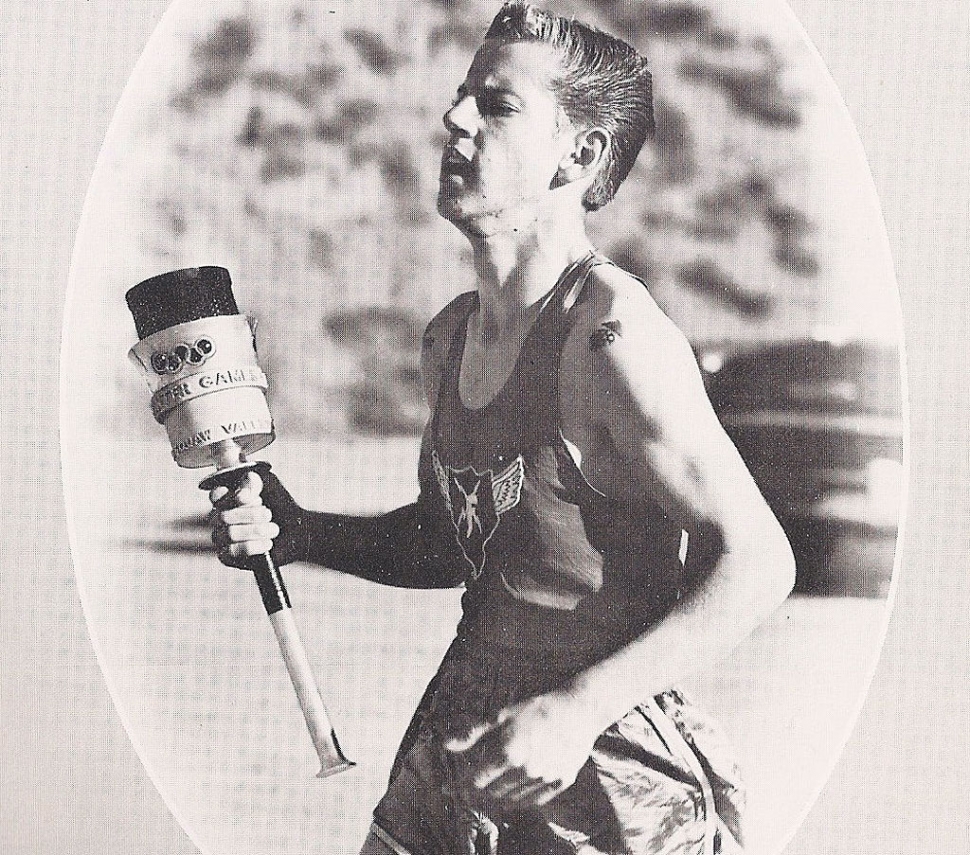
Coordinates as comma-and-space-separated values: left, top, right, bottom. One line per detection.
60, 2, 909, 854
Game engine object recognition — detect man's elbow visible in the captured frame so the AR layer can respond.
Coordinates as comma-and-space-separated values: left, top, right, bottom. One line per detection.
727, 512, 796, 617
692, 505, 796, 610
764, 518, 797, 606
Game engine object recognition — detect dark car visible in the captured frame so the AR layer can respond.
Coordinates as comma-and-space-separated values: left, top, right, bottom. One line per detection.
698, 337, 904, 597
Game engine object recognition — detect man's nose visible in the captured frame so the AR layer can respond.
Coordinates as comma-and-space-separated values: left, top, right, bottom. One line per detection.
443, 95, 478, 136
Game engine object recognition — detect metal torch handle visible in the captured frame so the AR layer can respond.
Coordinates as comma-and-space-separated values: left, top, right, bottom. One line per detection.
202, 460, 354, 778
251, 551, 355, 778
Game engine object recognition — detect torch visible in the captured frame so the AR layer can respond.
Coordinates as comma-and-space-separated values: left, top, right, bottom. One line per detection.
126, 266, 354, 778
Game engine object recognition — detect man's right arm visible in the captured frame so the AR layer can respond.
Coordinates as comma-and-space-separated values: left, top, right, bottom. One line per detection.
210, 469, 464, 588
209, 296, 470, 589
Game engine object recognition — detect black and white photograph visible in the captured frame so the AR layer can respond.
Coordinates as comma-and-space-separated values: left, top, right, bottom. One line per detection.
2, 2, 966, 854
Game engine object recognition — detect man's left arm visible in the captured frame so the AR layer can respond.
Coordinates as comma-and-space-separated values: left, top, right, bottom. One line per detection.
446, 270, 795, 809
560, 279, 797, 731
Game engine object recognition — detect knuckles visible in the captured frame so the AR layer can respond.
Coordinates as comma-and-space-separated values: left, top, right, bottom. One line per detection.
234, 540, 274, 558
500, 745, 527, 769
208, 483, 278, 567
211, 519, 278, 543
215, 540, 274, 561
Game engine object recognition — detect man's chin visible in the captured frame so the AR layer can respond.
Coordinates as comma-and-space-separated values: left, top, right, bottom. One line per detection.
436, 193, 471, 226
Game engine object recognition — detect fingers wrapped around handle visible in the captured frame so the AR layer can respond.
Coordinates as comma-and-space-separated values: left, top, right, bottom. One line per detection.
210, 471, 280, 565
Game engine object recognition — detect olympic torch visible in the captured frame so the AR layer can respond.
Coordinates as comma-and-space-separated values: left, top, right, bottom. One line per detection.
126, 266, 354, 778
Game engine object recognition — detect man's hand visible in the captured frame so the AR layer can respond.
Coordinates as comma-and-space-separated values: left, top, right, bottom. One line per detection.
444, 689, 600, 811
209, 470, 307, 568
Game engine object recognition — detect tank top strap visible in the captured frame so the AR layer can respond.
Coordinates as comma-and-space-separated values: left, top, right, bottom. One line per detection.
528, 250, 614, 432
561, 249, 613, 315
429, 291, 478, 434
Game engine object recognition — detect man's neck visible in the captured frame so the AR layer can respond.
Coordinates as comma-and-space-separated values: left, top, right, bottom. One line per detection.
467, 206, 593, 331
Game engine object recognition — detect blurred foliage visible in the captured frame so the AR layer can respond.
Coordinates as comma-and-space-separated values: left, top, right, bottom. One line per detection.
137, 0, 827, 436
175, 16, 256, 103
325, 306, 427, 434
343, 28, 411, 75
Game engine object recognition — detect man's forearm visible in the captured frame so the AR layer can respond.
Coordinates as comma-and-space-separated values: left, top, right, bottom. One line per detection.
564, 531, 796, 733
298, 503, 465, 589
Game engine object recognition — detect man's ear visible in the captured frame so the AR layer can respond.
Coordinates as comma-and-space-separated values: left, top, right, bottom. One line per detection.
556, 128, 609, 184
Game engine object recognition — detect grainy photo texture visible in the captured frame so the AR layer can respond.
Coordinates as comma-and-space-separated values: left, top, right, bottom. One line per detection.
54, 2, 915, 854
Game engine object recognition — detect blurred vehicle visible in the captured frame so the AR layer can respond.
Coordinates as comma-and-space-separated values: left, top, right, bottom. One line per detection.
698, 335, 904, 597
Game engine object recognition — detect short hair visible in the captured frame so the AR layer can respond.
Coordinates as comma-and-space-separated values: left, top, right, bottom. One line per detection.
485, 2, 655, 211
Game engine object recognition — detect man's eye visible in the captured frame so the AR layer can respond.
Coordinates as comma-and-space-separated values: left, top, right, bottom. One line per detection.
449, 89, 516, 117
479, 93, 516, 116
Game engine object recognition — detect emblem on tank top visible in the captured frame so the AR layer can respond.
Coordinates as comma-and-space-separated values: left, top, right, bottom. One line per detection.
432, 449, 524, 578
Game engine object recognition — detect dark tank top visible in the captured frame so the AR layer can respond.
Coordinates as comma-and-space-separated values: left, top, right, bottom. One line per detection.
418, 252, 687, 668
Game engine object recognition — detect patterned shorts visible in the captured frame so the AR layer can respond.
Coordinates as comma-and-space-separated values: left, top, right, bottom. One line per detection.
367, 640, 745, 855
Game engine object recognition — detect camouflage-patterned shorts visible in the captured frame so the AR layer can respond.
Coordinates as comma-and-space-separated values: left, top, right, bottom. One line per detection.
365, 641, 745, 855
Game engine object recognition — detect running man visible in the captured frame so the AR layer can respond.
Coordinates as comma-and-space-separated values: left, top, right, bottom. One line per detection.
211, 4, 796, 853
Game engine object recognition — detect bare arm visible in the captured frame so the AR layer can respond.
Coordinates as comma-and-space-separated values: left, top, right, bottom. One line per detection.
210, 296, 471, 588
557, 265, 796, 730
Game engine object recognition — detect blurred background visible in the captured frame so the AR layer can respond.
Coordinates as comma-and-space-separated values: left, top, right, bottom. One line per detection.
56, 1, 905, 853
102, 0, 903, 595
107, 0, 901, 423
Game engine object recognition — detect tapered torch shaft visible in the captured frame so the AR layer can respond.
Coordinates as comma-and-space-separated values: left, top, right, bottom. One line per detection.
202, 441, 354, 778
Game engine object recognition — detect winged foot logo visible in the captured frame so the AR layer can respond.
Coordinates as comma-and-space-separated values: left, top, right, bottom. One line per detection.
432, 450, 525, 578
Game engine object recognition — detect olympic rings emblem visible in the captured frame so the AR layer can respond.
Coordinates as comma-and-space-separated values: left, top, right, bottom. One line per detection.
150, 336, 216, 375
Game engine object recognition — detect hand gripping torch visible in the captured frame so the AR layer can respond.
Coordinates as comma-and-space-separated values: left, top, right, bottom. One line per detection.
126, 266, 354, 778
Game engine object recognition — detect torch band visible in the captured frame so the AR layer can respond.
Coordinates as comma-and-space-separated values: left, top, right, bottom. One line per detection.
151, 366, 268, 423
129, 314, 274, 468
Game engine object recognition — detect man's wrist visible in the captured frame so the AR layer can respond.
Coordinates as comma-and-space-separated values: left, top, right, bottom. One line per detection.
300, 510, 361, 569
557, 673, 622, 735
561, 663, 659, 735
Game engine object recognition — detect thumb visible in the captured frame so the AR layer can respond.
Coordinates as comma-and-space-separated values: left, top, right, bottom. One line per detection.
443, 719, 499, 753
235, 471, 264, 506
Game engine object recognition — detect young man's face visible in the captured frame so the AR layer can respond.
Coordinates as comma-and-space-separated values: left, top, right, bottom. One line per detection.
437, 38, 578, 235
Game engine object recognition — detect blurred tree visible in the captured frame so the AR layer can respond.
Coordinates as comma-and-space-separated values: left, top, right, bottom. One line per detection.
140, 0, 824, 436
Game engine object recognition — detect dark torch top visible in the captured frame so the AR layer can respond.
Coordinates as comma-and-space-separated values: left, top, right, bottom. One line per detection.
125, 266, 240, 339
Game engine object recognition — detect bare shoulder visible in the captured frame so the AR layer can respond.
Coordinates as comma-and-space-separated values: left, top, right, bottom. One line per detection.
564, 262, 701, 401
420, 292, 475, 408
562, 263, 794, 588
